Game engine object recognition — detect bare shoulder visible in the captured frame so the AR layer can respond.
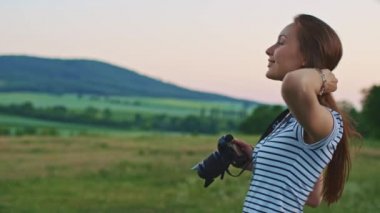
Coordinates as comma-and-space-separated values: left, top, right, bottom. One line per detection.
291, 104, 333, 144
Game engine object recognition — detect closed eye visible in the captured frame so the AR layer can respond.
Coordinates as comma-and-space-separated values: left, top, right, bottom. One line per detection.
276, 35, 287, 45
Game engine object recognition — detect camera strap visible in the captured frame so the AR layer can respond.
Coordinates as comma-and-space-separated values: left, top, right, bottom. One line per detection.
258, 108, 290, 141
226, 160, 252, 177
226, 109, 290, 178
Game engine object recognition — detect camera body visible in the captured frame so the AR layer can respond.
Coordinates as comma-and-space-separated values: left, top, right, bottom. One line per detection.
193, 134, 250, 187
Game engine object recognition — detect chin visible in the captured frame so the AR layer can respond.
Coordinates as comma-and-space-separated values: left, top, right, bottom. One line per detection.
266, 71, 280, 81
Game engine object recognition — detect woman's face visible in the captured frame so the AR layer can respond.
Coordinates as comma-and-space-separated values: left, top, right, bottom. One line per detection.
265, 23, 305, 81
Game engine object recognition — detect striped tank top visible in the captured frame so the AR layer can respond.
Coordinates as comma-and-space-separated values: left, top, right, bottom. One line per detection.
243, 109, 344, 212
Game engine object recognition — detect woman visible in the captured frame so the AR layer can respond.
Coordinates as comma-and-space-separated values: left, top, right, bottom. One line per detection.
233, 14, 359, 212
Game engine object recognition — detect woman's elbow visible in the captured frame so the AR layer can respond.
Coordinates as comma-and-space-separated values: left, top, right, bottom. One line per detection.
306, 196, 323, 208
281, 72, 306, 102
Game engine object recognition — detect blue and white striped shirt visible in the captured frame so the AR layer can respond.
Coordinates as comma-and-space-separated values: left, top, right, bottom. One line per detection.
243, 109, 344, 213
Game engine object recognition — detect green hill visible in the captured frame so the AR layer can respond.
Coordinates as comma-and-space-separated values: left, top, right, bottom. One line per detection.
0, 55, 258, 105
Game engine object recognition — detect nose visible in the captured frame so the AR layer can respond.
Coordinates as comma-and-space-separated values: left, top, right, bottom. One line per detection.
266, 44, 275, 56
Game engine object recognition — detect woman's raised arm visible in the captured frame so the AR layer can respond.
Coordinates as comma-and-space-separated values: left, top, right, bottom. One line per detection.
281, 68, 338, 143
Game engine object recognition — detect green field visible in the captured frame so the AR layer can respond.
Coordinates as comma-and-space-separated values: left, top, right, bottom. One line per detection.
0, 113, 132, 136
0, 134, 378, 212
0, 92, 255, 118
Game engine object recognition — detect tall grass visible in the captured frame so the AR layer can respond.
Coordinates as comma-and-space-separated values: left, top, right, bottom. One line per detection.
0, 134, 378, 212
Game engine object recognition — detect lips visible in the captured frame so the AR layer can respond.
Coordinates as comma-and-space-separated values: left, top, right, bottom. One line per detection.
267, 59, 275, 67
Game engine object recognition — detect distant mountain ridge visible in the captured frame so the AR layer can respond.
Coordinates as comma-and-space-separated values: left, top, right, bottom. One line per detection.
0, 55, 259, 105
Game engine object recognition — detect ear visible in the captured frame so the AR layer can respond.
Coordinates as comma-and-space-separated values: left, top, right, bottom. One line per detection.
301, 57, 307, 67
297, 51, 307, 67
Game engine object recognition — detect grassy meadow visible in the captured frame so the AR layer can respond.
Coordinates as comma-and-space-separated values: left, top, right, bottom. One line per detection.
0, 92, 378, 212
0, 133, 378, 213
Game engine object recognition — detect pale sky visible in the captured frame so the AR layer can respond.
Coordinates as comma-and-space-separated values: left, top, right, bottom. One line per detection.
1, 0, 380, 109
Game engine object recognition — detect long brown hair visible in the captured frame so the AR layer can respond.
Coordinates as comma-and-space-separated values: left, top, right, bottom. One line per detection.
294, 14, 360, 204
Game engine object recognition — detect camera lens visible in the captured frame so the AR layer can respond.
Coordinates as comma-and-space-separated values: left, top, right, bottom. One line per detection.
193, 150, 231, 187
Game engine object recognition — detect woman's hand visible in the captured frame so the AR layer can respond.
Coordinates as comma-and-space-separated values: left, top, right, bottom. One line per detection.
319, 69, 338, 94
232, 139, 252, 158
232, 139, 254, 170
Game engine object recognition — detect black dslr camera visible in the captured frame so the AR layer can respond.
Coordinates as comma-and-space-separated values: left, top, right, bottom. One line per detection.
192, 134, 250, 187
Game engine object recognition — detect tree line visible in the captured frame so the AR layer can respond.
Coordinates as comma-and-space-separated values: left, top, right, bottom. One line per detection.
238, 85, 380, 139
0, 85, 378, 138
0, 102, 240, 134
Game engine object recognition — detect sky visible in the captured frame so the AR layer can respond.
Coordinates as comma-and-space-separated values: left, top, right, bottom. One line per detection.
1, 0, 380, 109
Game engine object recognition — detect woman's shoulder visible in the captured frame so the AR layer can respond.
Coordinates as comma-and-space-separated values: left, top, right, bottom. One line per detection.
294, 107, 344, 149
